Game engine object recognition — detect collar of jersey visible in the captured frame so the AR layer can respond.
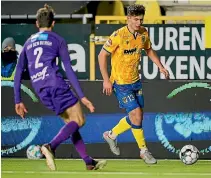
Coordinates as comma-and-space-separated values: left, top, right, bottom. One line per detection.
126, 26, 138, 40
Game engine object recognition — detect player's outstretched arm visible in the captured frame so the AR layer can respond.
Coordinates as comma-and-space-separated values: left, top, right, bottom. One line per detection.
59, 40, 95, 112
98, 49, 113, 96
145, 48, 170, 79
14, 46, 28, 118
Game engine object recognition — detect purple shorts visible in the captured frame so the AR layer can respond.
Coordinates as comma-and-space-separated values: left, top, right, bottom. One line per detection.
36, 85, 78, 115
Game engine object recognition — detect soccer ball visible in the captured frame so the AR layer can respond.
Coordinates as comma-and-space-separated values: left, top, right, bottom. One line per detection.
179, 145, 199, 165
26, 145, 43, 159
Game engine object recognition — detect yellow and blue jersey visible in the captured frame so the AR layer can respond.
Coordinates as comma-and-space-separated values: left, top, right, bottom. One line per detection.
103, 25, 151, 85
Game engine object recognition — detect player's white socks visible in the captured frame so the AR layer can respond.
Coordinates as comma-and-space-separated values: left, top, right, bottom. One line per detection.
108, 130, 117, 140
140, 147, 148, 155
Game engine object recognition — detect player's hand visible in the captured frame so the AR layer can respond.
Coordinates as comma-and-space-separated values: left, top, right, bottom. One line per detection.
81, 97, 95, 113
103, 80, 113, 96
160, 67, 170, 79
15, 102, 28, 119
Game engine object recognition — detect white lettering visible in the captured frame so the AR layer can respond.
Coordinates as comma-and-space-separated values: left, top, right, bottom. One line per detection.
32, 42, 39, 47
160, 56, 175, 79
143, 56, 158, 79
27, 44, 32, 50
192, 27, 205, 50
189, 56, 205, 79
179, 27, 190, 50
207, 57, 211, 79
149, 27, 163, 50
44, 41, 52, 46
31, 66, 49, 82
176, 56, 188, 79
165, 27, 178, 50
40, 41, 45, 45
61, 44, 86, 72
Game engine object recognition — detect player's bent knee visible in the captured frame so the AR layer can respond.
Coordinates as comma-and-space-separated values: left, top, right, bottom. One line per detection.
63, 117, 85, 127
131, 118, 141, 126
129, 109, 137, 118
129, 110, 138, 124
129, 107, 143, 125
60, 101, 86, 127
77, 116, 86, 127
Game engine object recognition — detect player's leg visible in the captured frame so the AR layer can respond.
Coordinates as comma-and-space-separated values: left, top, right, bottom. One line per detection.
103, 115, 131, 155
40, 85, 105, 170
35, 88, 57, 170
50, 84, 106, 169
42, 85, 81, 153
41, 102, 89, 170
110, 116, 132, 139
103, 83, 132, 155
60, 101, 107, 170
42, 101, 106, 170
128, 82, 157, 164
129, 107, 156, 164
48, 101, 84, 151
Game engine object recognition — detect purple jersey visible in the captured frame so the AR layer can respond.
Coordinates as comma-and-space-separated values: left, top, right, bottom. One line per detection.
14, 31, 84, 104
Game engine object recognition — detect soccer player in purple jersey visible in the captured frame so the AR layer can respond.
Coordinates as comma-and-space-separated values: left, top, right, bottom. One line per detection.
14, 4, 107, 171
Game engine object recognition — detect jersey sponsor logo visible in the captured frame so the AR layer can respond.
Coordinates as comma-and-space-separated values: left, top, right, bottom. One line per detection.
30, 66, 49, 82
31, 33, 48, 43
124, 48, 137, 54
38, 34, 48, 41
31, 34, 39, 43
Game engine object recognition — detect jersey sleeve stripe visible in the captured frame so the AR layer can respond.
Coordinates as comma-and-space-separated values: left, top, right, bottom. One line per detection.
103, 47, 111, 54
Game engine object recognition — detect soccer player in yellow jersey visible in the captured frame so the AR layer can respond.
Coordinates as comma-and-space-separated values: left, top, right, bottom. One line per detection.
98, 4, 169, 164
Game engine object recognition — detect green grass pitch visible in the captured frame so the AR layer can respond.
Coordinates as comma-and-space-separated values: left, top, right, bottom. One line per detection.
2, 159, 211, 178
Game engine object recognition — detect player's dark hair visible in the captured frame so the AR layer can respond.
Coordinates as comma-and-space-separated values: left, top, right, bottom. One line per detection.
36, 4, 55, 28
127, 4, 145, 16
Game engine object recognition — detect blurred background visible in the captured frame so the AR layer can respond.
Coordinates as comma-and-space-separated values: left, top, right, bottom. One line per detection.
1, 0, 211, 160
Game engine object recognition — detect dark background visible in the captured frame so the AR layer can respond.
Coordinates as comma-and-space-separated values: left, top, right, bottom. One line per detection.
2, 81, 211, 159
2, 81, 211, 116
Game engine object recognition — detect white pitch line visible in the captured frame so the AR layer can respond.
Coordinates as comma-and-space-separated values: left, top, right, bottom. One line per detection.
2, 158, 211, 161
2, 171, 211, 176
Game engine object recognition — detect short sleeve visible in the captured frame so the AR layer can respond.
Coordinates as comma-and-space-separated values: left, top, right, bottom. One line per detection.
103, 31, 120, 53
143, 30, 151, 50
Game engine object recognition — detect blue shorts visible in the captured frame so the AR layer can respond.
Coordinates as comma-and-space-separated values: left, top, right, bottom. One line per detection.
113, 80, 144, 113
36, 84, 78, 115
